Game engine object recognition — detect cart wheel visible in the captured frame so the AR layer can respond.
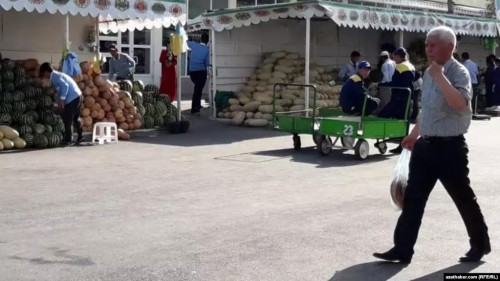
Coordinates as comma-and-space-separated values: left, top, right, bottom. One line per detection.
355, 139, 370, 160
317, 135, 333, 156
341, 137, 355, 149
293, 134, 301, 151
376, 141, 388, 154
313, 135, 321, 145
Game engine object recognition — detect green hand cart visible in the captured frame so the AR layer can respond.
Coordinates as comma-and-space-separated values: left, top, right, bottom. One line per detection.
315, 87, 412, 160
272, 83, 343, 151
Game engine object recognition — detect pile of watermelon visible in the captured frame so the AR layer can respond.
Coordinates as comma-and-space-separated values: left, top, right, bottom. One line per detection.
119, 80, 178, 129
0, 58, 64, 149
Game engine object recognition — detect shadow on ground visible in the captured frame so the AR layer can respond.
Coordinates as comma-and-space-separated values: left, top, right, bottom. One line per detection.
249, 146, 395, 168
9, 247, 94, 267
129, 111, 287, 147
328, 261, 484, 281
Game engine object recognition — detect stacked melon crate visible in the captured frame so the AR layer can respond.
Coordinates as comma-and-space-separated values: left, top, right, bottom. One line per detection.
217, 51, 342, 127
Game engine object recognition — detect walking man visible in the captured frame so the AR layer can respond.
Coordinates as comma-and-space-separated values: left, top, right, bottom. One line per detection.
187, 33, 210, 115
39, 62, 83, 146
461, 52, 480, 111
373, 26, 490, 264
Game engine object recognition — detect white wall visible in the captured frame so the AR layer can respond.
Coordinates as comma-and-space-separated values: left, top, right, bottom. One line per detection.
211, 19, 382, 92
0, 10, 94, 66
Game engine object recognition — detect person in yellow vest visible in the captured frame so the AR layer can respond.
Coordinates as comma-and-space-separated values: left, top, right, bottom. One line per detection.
339, 61, 380, 116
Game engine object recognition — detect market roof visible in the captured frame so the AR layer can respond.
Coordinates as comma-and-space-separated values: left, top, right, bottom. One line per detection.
1, 0, 186, 30
187, 0, 499, 37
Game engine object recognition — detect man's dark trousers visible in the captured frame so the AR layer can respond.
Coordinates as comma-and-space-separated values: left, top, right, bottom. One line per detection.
393, 136, 489, 258
62, 96, 83, 143
190, 70, 207, 113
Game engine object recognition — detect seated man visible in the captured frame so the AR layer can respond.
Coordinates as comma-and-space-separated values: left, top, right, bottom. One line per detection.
339, 61, 380, 116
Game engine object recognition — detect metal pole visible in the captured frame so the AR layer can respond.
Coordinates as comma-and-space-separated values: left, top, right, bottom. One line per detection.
398, 30, 404, 47
211, 28, 217, 120
305, 17, 311, 117
177, 48, 182, 121
65, 15, 70, 50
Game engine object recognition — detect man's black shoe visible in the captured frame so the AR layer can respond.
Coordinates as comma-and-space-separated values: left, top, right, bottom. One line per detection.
459, 243, 491, 263
76, 135, 84, 144
373, 248, 412, 264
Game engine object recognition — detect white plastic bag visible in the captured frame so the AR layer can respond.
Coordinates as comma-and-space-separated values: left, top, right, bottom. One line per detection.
390, 148, 411, 210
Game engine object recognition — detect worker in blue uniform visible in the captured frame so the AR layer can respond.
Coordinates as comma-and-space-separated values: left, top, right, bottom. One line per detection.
339, 61, 380, 116
376, 47, 416, 120
372, 47, 416, 154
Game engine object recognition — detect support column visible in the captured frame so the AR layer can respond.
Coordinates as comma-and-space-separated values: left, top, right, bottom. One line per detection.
398, 30, 404, 48
305, 17, 311, 117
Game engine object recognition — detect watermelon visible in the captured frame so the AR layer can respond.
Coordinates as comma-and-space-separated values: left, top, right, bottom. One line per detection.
35, 88, 43, 99
19, 125, 33, 136
132, 92, 144, 105
144, 84, 159, 95
0, 113, 12, 125
133, 80, 145, 93
23, 133, 34, 147
154, 116, 164, 128
163, 115, 176, 127
166, 104, 177, 117
143, 92, 154, 104
137, 104, 146, 116
145, 103, 155, 117
39, 96, 53, 108
143, 116, 154, 129
14, 76, 26, 89
11, 112, 22, 123
2, 70, 14, 82
20, 114, 35, 126
52, 119, 65, 133
154, 101, 167, 117
13, 90, 25, 102
118, 80, 133, 92
1, 92, 14, 103
3, 82, 15, 92
46, 132, 60, 147
44, 124, 53, 133
32, 123, 46, 135
2, 59, 16, 70
25, 99, 37, 111
27, 111, 39, 122
14, 66, 25, 78
13, 101, 26, 113
42, 112, 56, 125
34, 134, 48, 148
158, 94, 171, 104
0, 104, 13, 114
23, 86, 37, 99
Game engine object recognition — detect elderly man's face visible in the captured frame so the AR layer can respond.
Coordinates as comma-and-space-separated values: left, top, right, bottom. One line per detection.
110, 49, 118, 58
425, 35, 454, 65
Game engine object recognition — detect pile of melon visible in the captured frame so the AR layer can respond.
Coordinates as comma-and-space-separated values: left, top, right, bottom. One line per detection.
0, 125, 26, 151
217, 51, 342, 126
0, 58, 66, 149
77, 62, 142, 132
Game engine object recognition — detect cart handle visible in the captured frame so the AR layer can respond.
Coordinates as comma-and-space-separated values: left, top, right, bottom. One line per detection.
377, 86, 412, 121
272, 83, 318, 129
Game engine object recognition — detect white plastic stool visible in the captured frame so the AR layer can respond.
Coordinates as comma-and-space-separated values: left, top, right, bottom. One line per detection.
92, 122, 119, 144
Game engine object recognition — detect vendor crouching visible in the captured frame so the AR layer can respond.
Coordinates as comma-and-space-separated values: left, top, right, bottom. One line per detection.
339, 61, 380, 116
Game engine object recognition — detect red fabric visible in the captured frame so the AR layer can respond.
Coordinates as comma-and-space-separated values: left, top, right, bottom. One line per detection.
159, 49, 177, 102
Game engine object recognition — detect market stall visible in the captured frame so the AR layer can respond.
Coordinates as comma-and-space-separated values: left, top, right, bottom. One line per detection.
0, 0, 187, 151
188, 0, 499, 124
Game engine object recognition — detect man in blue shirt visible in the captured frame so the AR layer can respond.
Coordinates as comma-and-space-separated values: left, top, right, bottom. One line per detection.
40, 62, 83, 145
338, 51, 360, 82
339, 61, 380, 116
187, 33, 210, 115
108, 44, 136, 82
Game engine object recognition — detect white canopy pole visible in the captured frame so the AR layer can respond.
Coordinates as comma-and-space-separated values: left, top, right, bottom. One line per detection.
177, 50, 182, 121
304, 17, 311, 117
398, 30, 404, 47
211, 28, 217, 120
65, 15, 70, 50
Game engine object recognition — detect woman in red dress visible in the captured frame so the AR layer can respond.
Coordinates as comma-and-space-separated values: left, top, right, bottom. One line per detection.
159, 45, 177, 102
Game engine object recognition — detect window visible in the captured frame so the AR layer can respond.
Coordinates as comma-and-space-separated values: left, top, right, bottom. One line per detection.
99, 30, 152, 75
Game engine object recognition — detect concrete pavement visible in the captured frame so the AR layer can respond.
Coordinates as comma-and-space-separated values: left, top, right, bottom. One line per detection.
0, 112, 499, 281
